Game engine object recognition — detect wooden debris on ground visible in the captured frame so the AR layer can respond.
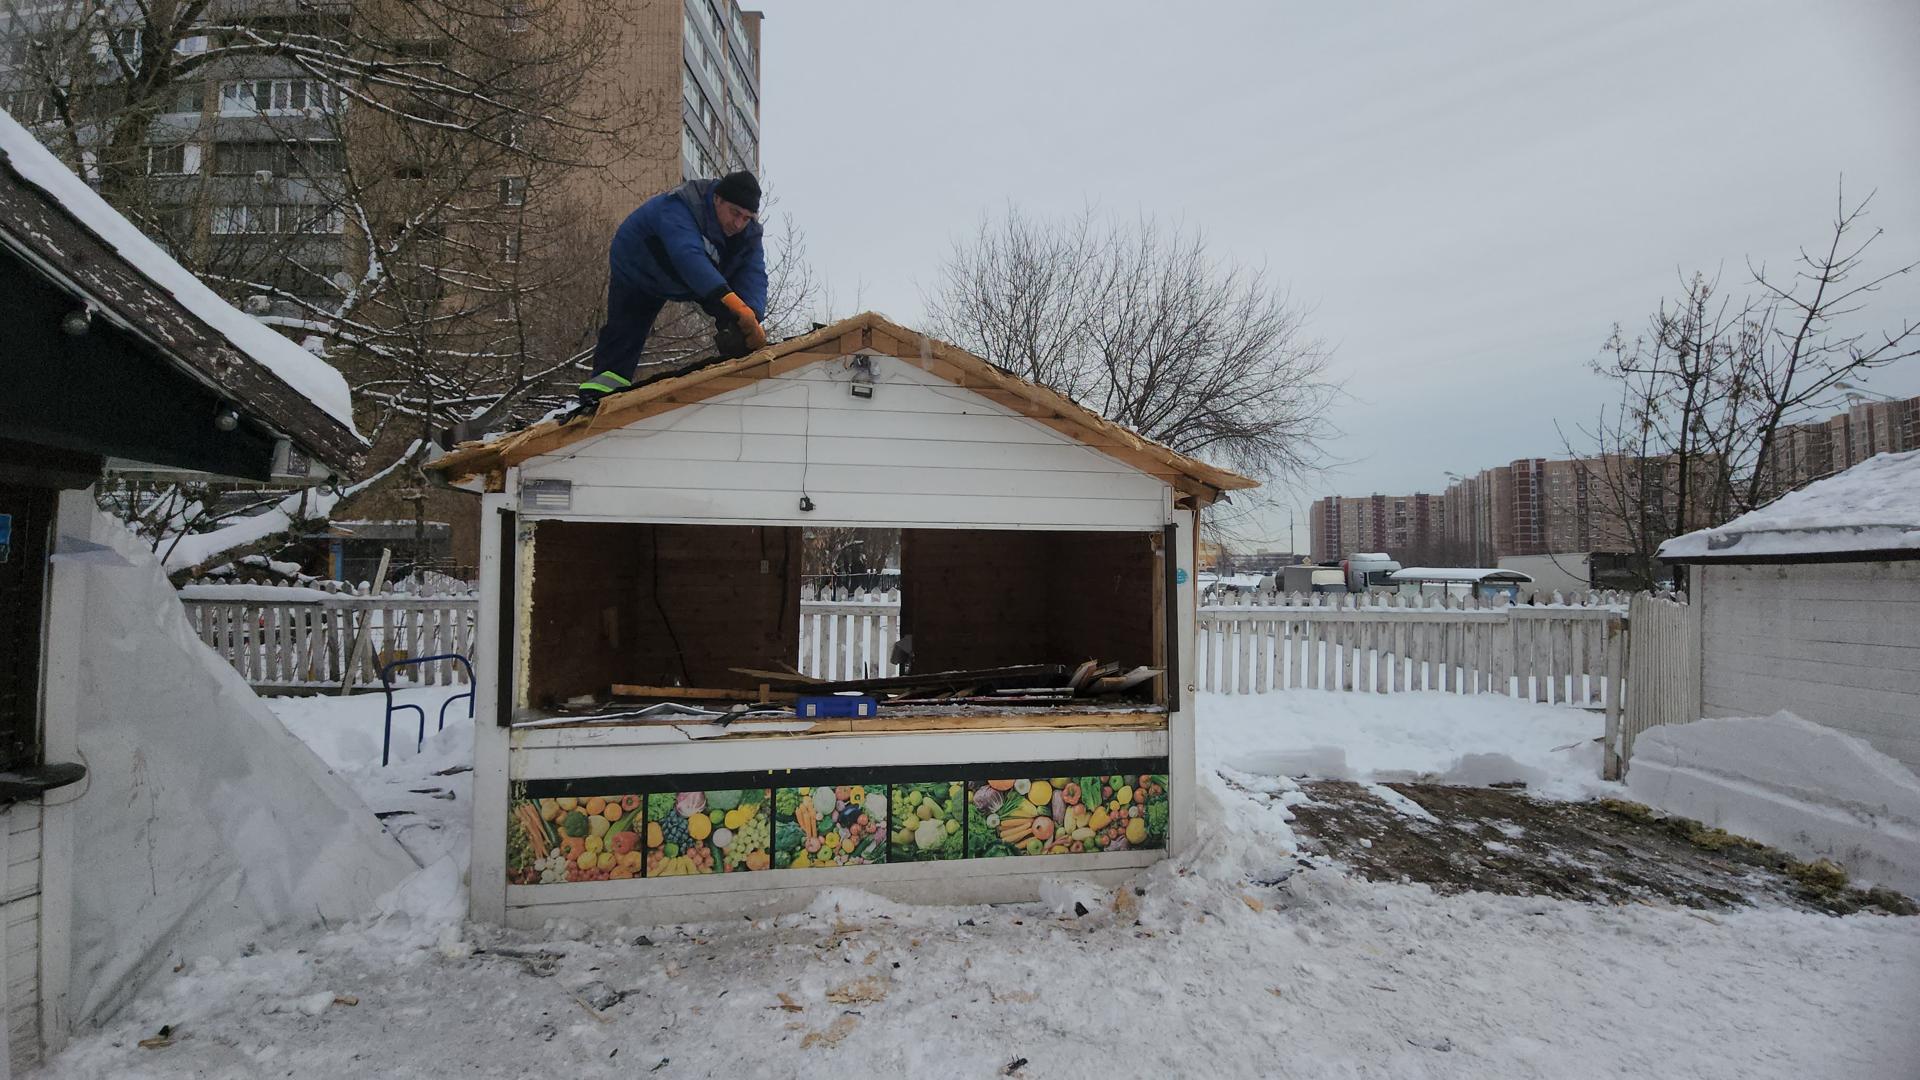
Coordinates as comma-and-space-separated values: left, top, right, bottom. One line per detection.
801, 1014, 859, 1050
589, 659, 1166, 715
611, 685, 797, 703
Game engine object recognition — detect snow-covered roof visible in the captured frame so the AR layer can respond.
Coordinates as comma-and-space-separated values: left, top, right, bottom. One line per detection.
0, 110, 361, 442
1660, 449, 1920, 562
1391, 567, 1534, 583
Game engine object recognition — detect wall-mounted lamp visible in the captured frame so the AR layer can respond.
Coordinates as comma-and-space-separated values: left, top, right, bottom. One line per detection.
849, 354, 875, 400
61, 308, 92, 337
214, 405, 240, 432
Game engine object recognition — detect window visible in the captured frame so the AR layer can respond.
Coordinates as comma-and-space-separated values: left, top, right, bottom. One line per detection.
497, 175, 526, 206
213, 140, 344, 177
163, 80, 205, 114
729, 54, 757, 111
214, 141, 270, 176
501, 230, 521, 263
286, 205, 345, 234
682, 64, 703, 113
147, 143, 189, 175
219, 79, 333, 116
729, 6, 753, 63
212, 204, 272, 234
91, 27, 141, 66
211, 203, 344, 235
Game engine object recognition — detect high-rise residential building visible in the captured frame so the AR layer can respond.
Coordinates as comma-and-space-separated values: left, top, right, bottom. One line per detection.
569, 0, 762, 231
1307, 492, 1448, 563
1759, 394, 1920, 496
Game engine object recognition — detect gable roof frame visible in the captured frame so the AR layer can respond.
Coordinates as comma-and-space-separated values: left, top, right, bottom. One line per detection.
428, 312, 1258, 506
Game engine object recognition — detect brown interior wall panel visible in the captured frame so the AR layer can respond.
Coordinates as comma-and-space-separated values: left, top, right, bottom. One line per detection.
647, 524, 800, 689
1043, 531, 1155, 673
527, 521, 645, 705
527, 522, 799, 705
901, 528, 1155, 675
899, 529, 1049, 671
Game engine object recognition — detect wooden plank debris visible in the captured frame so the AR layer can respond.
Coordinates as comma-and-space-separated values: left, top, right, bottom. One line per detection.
611, 685, 798, 703
752, 664, 1068, 695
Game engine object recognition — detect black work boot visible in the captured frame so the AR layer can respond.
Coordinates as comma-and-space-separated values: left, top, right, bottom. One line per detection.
577, 369, 633, 408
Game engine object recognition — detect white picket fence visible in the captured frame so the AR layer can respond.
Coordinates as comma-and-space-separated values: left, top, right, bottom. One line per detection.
798, 587, 901, 680
1194, 592, 1626, 711
178, 578, 479, 692
1609, 591, 1701, 779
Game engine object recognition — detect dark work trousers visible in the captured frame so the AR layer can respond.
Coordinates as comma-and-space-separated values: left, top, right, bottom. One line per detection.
589, 280, 669, 382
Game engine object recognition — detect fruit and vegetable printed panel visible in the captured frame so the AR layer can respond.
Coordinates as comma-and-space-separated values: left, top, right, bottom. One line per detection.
890, 781, 968, 862
505, 762, 1169, 885
968, 773, 1169, 858
774, 783, 887, 869
507, 786, 645, 885
646, 789, 773, 876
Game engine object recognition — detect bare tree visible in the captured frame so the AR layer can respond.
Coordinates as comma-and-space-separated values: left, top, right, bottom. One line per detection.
926, 208, 1338, 487
1568, 185, 1919, 588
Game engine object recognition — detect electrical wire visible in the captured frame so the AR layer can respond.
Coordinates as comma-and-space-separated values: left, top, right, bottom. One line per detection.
648, 526, 689, 686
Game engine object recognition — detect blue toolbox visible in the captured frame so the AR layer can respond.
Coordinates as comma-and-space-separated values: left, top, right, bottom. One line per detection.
795, 695, 879, 718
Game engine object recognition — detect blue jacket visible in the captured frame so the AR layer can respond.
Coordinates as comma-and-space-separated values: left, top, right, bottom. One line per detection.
608, 178, 767, 318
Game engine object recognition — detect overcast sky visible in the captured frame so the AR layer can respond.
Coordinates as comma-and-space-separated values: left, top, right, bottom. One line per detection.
753, 0, 1920, 549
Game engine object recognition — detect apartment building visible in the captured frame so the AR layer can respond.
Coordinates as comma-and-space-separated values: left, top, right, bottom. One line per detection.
567, 0, 763, 231
1307, 492, 1447, 563
1760, 394, 1920, 496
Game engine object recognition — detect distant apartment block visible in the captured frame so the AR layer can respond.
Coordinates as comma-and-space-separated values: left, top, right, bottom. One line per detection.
1313, 396, 1920, 568
1312, 451, 1716, 565
1761, 395, 1920, 496
1308, 493, 1447, 563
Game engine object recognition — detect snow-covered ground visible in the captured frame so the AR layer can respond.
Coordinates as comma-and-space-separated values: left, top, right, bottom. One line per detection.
40, 690, 1920, 1079
1202, 690, 1617, 801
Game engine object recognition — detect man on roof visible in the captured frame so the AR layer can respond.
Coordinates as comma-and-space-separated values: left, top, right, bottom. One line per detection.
578, 170, 769, 406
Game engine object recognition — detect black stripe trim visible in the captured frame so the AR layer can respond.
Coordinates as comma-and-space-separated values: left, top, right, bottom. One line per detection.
515, 757, 1169, 799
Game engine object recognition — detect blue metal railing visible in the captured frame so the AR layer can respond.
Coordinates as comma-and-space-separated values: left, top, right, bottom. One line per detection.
379, 654, 475, 766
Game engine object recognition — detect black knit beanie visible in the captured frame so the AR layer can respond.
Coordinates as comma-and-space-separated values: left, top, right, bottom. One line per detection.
714, 171, 761, 213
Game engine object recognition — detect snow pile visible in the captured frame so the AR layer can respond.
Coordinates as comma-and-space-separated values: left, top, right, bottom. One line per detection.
1629, 711, 1920, 893
270, 688, 475, 872
1199, 689, 1616, 800
0, 109, 358, 432
1660, 448, 1920, 560
52, 511, 418, 1027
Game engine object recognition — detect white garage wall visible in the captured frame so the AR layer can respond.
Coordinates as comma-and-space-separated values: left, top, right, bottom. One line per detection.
1699, 560, 1920, 772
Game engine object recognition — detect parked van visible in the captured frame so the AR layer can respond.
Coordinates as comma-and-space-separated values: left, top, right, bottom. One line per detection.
1342, 552, 1402, 595
1282, 564, 1349, 596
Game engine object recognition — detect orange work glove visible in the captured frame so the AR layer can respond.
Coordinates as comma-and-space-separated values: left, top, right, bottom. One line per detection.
720, 291, 767, 350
